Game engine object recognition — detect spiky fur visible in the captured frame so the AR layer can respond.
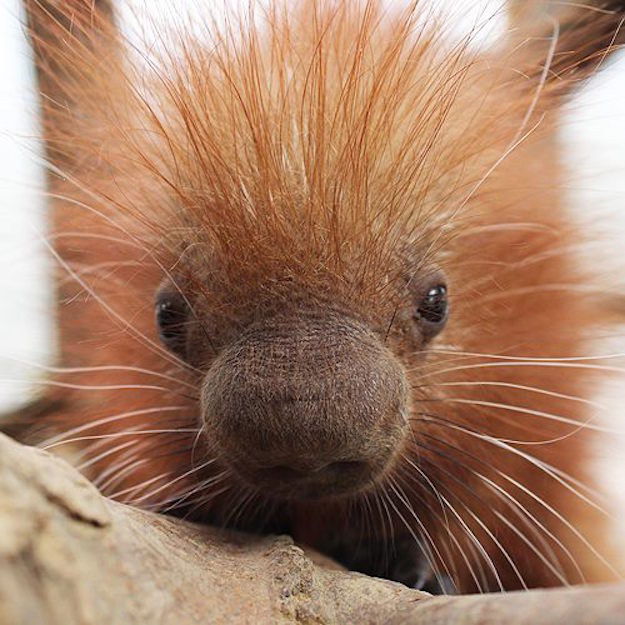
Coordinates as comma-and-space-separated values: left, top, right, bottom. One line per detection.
22, 0, 625, 592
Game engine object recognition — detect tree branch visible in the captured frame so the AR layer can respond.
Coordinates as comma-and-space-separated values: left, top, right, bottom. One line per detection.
1, 433, 625, 624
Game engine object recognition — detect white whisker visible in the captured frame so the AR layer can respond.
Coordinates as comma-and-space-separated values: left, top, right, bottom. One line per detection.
43, 428, 199, 450
40, 405, 187, 448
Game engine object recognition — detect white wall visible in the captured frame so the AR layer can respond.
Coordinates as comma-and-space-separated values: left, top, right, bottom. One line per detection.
562, 55, 625, 537
0, 0, 53, 413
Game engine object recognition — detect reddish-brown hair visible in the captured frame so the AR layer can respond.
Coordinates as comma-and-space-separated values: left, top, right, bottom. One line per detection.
22, 0, 625, 592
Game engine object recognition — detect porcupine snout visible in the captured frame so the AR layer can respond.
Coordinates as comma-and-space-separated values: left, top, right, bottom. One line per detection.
201, 310, 409, 499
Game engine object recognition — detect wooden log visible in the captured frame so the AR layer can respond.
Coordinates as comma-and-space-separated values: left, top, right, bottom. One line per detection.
1, 432, 625, 625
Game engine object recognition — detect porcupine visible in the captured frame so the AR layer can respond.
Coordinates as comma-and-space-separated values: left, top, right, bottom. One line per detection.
19, 0, 625, 593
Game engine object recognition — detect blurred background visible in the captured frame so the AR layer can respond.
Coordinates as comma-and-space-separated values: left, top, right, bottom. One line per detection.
0, 0, 624, 509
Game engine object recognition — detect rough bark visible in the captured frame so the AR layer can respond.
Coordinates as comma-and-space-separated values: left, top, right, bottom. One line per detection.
0, 433, 625, 625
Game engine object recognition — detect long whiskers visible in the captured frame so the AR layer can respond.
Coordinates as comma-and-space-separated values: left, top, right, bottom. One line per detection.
125, 456, 217, 506
39, 405, 188, 448
406, 439, 577, 585
417, 396, 619, 438
411, 414, 622, 578
386, 475, 454, 590
43, 427, 200, 451
414, 413, 613, 519
0, 358, 199, 391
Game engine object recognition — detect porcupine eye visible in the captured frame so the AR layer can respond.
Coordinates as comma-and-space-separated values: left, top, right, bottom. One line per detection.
415, 281, 448, 340
155, 291, 190, 357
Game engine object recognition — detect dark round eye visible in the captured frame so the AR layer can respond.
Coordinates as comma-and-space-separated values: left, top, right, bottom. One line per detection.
415, 283, 448, 337
155, 292, 189, 356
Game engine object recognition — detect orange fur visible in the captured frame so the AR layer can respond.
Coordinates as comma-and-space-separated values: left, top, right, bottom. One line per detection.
23, 0, 625, 592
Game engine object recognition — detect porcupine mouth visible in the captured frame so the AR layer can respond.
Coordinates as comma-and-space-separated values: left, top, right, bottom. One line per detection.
228, 456, 387, 501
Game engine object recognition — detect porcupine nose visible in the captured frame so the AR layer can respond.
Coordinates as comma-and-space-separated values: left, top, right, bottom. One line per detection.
201, 312, 409, 499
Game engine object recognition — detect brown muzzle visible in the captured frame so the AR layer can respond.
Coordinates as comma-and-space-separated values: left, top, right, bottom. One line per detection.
201, 311, 409, 499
